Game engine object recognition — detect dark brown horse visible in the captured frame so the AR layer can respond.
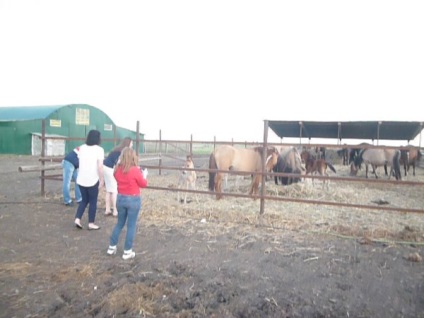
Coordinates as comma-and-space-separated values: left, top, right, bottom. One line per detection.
300, 149, 316, 165
400, 146, 422, 176
208, 145, 278, 199
273, 147, 304, 185
305, 158, 336, 188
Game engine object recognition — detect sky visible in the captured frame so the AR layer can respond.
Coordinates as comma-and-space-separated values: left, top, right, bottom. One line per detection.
0, 1, 423, 145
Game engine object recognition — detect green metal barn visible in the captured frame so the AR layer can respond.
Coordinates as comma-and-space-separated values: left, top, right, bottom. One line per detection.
0, 104, 144, 155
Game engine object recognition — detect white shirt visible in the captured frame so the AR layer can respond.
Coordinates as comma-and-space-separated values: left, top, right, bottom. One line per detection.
77, 144, 105, 187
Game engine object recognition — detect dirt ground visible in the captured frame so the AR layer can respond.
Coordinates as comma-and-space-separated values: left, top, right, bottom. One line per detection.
1, 154, 424, 318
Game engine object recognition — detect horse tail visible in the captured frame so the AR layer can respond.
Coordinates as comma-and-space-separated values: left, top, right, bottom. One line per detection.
355, 148, 365, 168
417, 149, 423, 161
208, 152, 217, 191
327, 162, 336, 174
393, 150, 402, 180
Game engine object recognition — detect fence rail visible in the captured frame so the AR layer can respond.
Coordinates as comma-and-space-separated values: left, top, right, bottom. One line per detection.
17, 120, 424, 215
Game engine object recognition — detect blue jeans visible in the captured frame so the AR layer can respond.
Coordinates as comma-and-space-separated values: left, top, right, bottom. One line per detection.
75, 182, 100, 223
62, 160, 81, 204
110, 195, 141, 251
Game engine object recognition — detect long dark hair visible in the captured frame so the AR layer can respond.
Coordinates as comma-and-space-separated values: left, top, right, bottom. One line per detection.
112, 137, 132, 152
86, 130, 101, 146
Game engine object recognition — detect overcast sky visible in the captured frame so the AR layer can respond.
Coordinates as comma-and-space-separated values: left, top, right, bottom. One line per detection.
0, 1, 423, 145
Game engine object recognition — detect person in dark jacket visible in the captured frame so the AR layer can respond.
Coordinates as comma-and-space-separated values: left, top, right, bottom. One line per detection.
62, 146, 82, 206
103, 137, 133, 216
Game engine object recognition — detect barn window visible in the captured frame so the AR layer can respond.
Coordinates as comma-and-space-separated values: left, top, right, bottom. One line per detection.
50, 119, 61, 127
76, 108, 90, 125
104, 124, 113, 131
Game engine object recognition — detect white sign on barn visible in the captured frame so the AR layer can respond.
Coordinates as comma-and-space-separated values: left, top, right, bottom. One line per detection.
31, 133, 66, 156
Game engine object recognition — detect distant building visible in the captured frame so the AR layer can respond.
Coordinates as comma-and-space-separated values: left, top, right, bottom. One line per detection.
0, 104, 144, 155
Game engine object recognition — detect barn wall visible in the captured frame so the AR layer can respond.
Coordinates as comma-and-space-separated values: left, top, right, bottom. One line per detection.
45, 104, 117, 153
0, 104, 145, 155
0, 120, 41, 154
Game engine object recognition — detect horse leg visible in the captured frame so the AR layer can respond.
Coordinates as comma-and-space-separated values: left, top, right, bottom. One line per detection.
215, 173, 223, 200
190, 179, 199, 203
249, 175, 261, 198
388, 166, 393, 180
371, 164, 379, 178
184, 182, 188, 204
177, 186, 181, 203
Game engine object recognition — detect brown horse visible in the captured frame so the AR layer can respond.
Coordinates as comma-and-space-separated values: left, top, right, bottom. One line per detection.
300, 149, 316, 165
177, 155, 198, 204
400, 146, 422, 177
305, 158, 336, 188
350, 148, 402, 180
208, 145, 278, 199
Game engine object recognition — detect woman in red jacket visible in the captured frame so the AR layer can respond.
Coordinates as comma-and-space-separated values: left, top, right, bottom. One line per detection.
106, 147, 148, 260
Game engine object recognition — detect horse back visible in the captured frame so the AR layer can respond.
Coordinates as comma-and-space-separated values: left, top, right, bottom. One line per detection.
362, 148, 397, 167
232, 148, 262, 171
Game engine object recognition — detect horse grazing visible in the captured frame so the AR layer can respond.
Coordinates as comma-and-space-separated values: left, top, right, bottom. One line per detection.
208, 145, 278, 199
177, 155, 199, 204
273, 147, 304, 185
350, 148, 402, 180
305, 158, 336, 188
400, 146, 422, 177
336, 147, 364, 166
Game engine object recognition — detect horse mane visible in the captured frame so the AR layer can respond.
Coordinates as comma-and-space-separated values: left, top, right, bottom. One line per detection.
417, 149, 423, 160
392, 150, 402, 180
354, 148, 365, 168
252, 146, 278, 158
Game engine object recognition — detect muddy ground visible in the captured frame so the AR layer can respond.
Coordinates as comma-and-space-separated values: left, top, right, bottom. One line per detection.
0, 154, 423, 318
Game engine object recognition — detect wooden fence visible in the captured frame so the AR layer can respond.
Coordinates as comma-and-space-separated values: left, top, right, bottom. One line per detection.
17, 120, 424, 215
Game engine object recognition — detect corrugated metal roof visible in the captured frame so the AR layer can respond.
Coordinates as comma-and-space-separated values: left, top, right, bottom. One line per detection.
0, 105, 70, 121
268, 120, 424, 142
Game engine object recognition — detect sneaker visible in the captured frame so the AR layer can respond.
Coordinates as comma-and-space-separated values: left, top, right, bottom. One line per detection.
107, 245, 117, 255
122, 249, 135, 260
65, 201, 74, 207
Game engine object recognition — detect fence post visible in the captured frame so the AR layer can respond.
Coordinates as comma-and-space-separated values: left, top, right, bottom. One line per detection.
190, 134, 193, 155
260, 120, 270, 215
136, 121, 140, 154
41, 120, 47, 196
159, 130, 162, 176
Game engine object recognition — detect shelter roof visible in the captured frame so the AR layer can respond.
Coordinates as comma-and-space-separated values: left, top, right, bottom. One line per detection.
268, 120, 424, 142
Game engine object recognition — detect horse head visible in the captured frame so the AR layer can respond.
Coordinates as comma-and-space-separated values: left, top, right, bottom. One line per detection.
265, 148, 279, 172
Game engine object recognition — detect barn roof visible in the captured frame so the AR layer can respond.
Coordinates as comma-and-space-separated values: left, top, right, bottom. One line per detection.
0, 105, 66, 121
268, 120, 424, 142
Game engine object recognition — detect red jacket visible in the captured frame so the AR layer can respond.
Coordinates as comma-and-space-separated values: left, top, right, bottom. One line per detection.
114, 166, 148, 195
